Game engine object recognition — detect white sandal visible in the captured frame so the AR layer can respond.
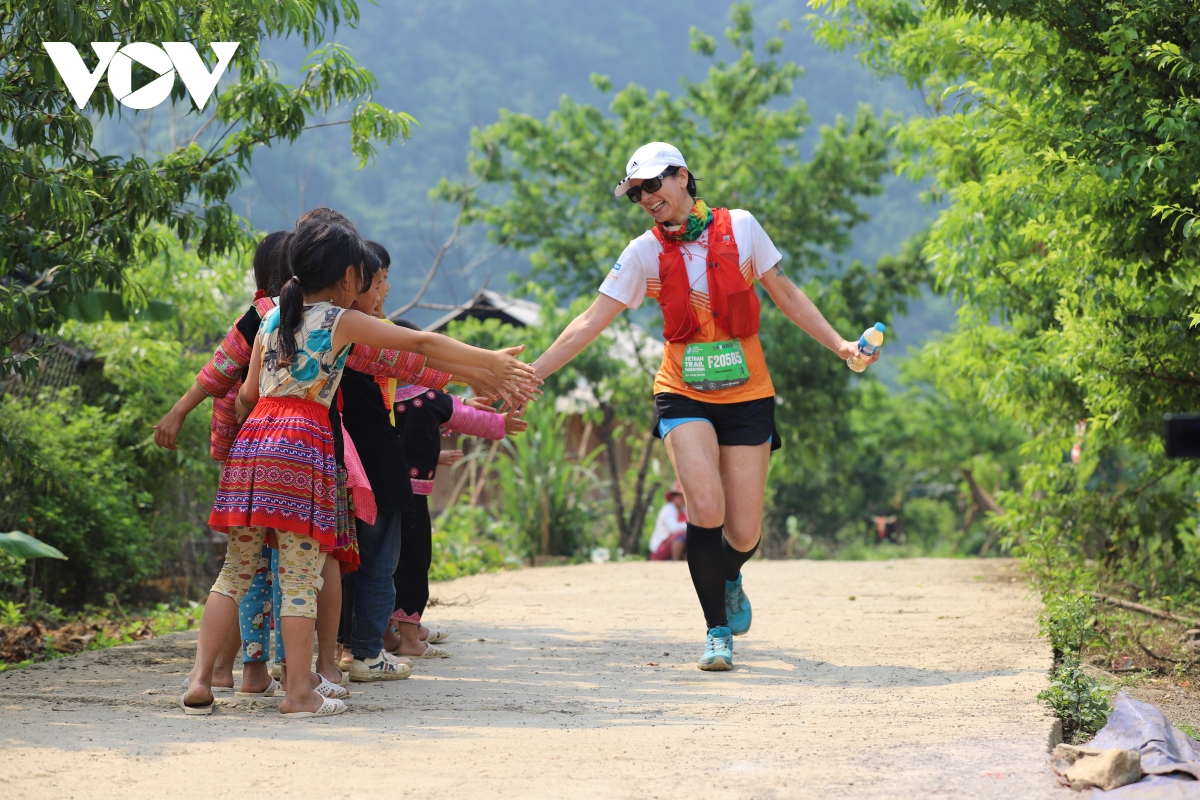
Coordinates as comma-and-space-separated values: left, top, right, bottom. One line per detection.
179, 692, 214, 715
423, 626, 449, 644
315, 675, 349, 700
235, 678, 282, 698
280, 697, 346, 719
181, 677, 233, 693
412, 643, 450, 659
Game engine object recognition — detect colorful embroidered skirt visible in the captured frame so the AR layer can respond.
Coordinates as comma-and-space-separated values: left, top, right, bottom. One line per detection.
208, 397, 338, 550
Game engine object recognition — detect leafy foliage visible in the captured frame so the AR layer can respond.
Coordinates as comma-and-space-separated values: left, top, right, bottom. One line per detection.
429, 504, 520, 582
0, 237, 251, 606
809, 0, 1200, 595
1039, 660, 1113, 744
1, 0, 413, 374
0, 532, 66, 561
1039, 593, 1102, 660
490, 401, 603, 560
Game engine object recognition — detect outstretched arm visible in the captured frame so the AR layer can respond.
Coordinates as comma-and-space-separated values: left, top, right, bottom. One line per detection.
335, 309, 537, 405
759, 268, 873, 363
531, 294, 627, 380
152, 382, 210, 451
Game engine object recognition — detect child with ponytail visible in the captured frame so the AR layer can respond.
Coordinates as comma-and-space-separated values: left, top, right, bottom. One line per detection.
180, 220, 537, 717
154, 230, 291, 695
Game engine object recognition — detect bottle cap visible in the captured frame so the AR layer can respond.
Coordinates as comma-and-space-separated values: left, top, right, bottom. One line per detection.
874, 322, 886, 333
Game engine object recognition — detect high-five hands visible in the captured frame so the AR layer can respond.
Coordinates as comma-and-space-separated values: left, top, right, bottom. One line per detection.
476, 345, 541, 410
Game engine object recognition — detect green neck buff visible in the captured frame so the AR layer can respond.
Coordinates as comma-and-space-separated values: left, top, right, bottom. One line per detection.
657, 198, 712, 243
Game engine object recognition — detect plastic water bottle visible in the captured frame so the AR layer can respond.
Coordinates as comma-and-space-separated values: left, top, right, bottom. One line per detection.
846, 322, 886, 373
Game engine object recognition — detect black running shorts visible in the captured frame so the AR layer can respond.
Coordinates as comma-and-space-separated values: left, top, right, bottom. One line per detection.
651, 392, 781, 451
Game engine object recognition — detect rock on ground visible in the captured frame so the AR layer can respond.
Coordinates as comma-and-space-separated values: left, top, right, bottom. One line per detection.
0, 558, 1062, 799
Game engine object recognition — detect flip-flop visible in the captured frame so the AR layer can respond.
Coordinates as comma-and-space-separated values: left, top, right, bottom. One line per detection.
315, 675, 349, 700
280, 697, 347, 719
423, 627, 449, 644
235, 678, 282, 698
179, 692, 215, 716
411, 643, 450, 659
181, 677, 233, 693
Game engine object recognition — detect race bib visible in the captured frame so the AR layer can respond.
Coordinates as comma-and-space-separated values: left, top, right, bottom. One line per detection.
682, 340, 750, 392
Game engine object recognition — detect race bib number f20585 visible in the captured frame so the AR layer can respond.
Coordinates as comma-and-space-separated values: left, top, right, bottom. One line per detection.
682, 340, 750, 392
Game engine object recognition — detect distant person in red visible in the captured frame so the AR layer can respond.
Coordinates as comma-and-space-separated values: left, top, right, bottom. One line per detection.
649, 484, 688, 561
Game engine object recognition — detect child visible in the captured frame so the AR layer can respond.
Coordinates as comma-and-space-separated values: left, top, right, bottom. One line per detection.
385, 321, 528, 659
155, 231, 291, 695
180, 220, 537, 717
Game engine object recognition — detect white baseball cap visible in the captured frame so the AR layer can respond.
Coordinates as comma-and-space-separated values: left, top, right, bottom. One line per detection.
613, 142, 689, 198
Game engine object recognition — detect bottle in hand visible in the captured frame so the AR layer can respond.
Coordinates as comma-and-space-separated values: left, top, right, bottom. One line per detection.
847, 322, 886, 373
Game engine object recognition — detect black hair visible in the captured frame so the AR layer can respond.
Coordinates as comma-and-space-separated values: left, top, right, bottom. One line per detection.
394, 318, 419, 331
663, 166, 698, 199
278, 222, 367, 368
360, 244, 382, 291
365, 240, 390, 269
252, 231, 293, 296
294, 207, 359, 234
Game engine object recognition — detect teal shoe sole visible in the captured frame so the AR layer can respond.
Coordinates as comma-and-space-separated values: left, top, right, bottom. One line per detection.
698, 655, 733, 671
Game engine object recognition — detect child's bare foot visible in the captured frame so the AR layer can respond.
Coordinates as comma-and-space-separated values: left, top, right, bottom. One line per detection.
182, 672, 215, 708
209, 669, 235, 690
238, 661, 273, 695
278, 687, 325, 715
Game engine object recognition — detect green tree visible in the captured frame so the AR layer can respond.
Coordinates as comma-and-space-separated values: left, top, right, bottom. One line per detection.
1, 0, 413, 374
809, 0, 1200, 594
443, 2, 928, 548
0, 237, 250, 605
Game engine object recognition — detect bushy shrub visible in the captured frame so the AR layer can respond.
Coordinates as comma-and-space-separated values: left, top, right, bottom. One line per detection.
900, 497, 957, 551
0, 391, 154, 604
490, 403, 603, 560
429, 504, 519, 582
1039, 660, 1113, 744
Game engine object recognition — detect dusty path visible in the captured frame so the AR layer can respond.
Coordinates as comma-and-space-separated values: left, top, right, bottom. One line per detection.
0, 559, 1061, 799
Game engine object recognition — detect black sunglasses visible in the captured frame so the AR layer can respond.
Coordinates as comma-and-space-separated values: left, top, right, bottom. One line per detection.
626, 167, 680, 204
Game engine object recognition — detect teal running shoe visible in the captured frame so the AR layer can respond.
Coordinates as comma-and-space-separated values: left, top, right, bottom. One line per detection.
725, 574, 752, 636
699, 626, 733, 671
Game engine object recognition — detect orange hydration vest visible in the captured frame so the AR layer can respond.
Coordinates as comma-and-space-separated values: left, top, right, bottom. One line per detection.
652, 207, 761, 344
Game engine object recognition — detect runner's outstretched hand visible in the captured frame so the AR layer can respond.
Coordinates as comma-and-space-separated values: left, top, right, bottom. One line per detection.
484, 345, 540, 409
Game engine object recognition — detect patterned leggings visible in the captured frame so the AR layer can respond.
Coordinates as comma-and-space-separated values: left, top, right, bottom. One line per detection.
211, 526, 325, 620
237, 546, 285, 663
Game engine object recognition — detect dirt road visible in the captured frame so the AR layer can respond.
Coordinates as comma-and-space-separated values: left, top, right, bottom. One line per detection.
0, 559, 1061, 799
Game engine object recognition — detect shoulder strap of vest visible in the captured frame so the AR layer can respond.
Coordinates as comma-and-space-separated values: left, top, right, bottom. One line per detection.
253, 296, 277, 317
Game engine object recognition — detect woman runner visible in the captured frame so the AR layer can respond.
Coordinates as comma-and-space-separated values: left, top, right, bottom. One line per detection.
531, 142, 878, 670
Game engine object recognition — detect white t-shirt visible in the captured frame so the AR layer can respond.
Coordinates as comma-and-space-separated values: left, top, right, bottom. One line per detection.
599, 209, 783, 309
649, 502, 688, 553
